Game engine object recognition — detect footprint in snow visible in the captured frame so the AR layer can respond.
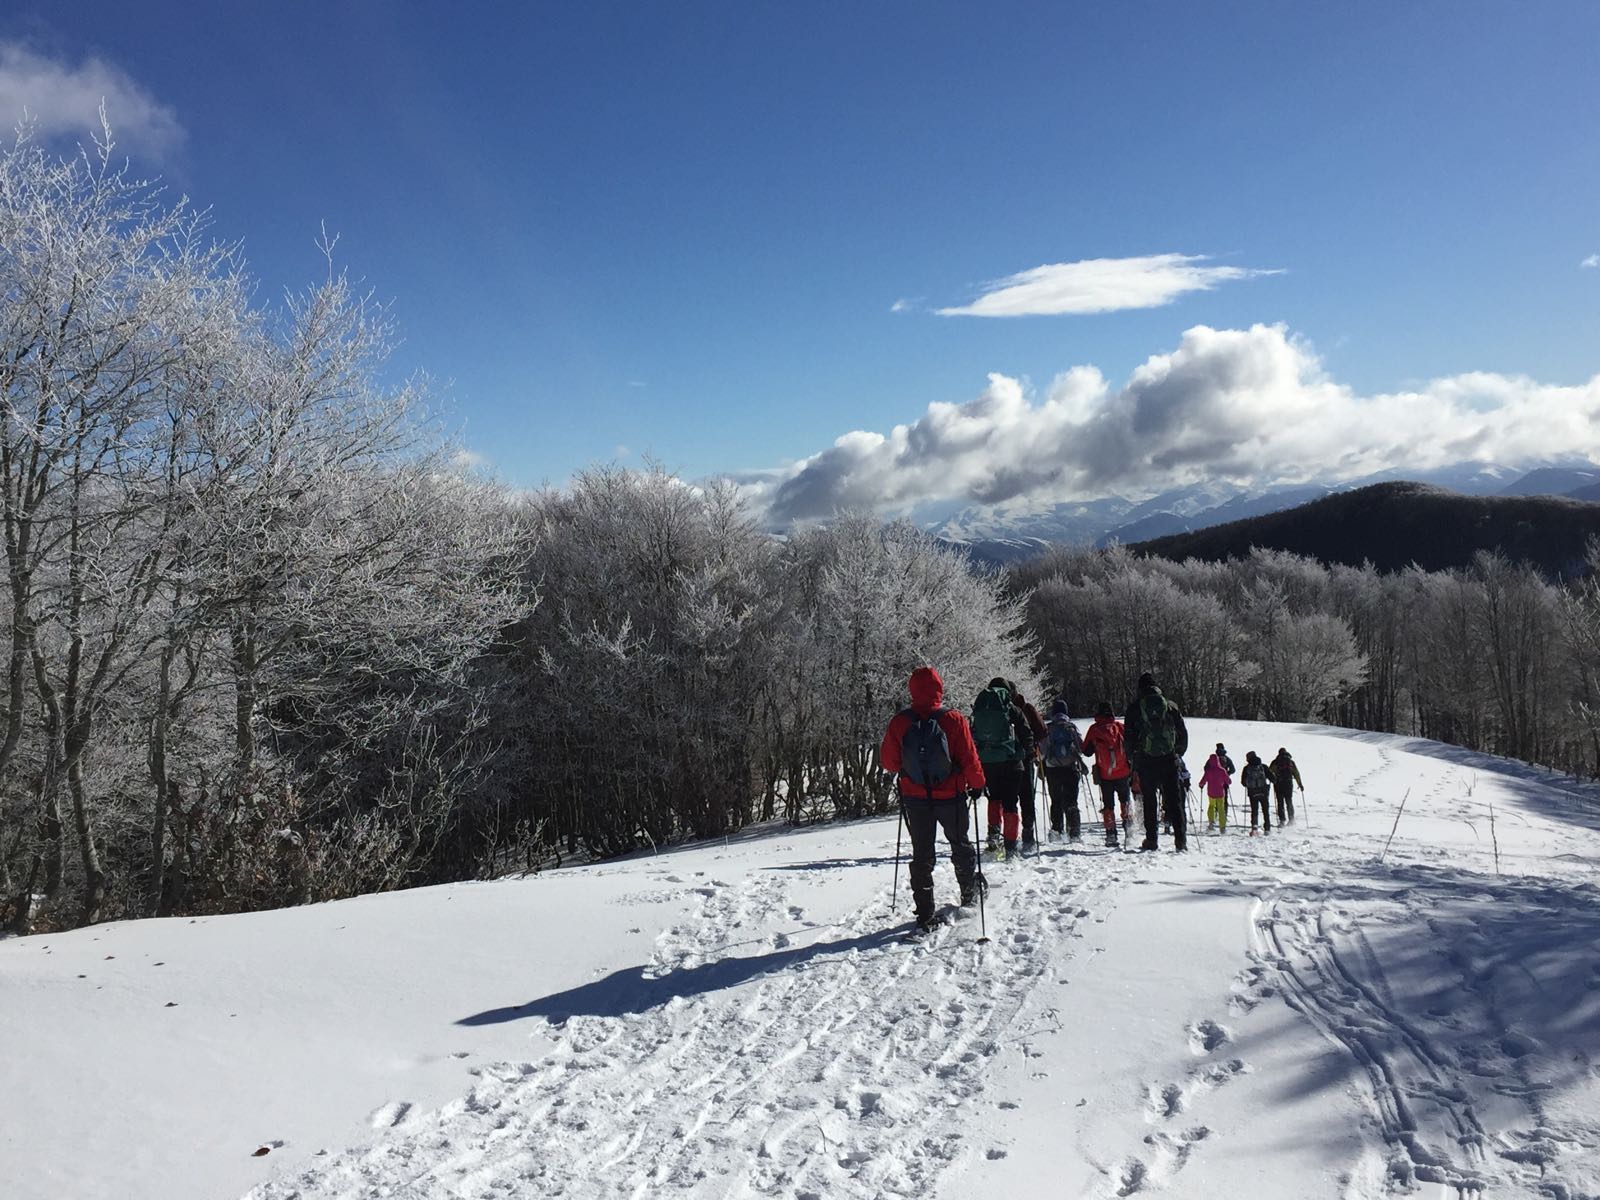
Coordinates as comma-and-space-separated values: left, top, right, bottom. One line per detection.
1187, 1019, 1231, 1055
368, 1101, 412, 1129
1146, 1082, 1185, 1119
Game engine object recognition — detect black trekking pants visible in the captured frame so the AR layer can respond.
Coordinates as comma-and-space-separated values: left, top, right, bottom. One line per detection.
1273, 779, 1295, 822
1249, 790, 1272, 831
904, 796, 977, 920
1096, 774, 1132, 824
1134, 754, 1186, 850
1045, 765, 1081, 836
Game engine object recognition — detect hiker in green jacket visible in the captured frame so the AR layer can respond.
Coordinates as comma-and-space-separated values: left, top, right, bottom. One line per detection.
1123, 672, 1190, 852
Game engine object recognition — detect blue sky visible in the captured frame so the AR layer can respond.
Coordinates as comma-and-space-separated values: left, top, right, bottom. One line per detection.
4, 2, 1598, 514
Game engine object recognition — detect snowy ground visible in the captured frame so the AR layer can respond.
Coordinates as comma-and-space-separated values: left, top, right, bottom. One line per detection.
6, 720, 1600, 1200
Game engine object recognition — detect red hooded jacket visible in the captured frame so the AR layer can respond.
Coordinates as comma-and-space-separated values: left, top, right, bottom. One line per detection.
880, 666, 986, 801
1081, 714, 1133, 781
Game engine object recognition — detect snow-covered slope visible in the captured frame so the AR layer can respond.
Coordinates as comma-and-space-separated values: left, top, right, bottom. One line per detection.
6, 721, 1600, 1199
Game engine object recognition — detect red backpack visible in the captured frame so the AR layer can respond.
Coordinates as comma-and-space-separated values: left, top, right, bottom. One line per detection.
1095, 721, 1131, 780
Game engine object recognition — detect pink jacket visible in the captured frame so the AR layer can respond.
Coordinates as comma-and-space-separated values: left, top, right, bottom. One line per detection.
1200, 754, 1231, 797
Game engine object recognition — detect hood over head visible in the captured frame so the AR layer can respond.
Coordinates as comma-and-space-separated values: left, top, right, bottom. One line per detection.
908, 666, 944, 713
1049, 699, 1068, 718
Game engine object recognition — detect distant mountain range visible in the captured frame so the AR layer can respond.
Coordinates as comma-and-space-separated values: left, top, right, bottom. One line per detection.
1129, 481, 1600, 577
937, 460, 1600, 567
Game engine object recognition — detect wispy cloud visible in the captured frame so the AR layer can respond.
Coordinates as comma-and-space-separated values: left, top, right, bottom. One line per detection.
747, 323, 1600, 523
935, 253, 1281, 318
1583, 254, 1599, 269
0, 41, 184, 160
890, 298, 915, 313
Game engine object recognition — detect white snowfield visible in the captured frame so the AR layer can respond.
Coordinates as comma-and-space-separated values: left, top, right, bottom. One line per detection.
6, 721, 1600, 1200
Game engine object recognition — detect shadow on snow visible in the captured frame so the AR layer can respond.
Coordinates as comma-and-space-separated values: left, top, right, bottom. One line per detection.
456, 923, 901, 1027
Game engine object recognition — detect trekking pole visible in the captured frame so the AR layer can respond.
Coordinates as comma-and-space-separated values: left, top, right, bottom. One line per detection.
1301, 788, 1310, 829
891, 798, 907, 914
1379, 789, 1410, 862
969, 792, 990, 944
1035, 760, 1047, 854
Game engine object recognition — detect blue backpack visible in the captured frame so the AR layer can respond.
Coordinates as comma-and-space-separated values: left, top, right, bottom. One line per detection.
899, 708, 953, 794
1044, 718, 1082, 769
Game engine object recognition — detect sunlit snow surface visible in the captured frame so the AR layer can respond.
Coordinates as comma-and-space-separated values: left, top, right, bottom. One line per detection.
5, 720, 1599, 1199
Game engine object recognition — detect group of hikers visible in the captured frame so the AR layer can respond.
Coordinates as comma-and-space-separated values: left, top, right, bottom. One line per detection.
879, 666, 1306, 931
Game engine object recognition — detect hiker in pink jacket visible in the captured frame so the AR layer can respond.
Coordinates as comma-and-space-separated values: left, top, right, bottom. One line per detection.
1200, 753, 1231, 833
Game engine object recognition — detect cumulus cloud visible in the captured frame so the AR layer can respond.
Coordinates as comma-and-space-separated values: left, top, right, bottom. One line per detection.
0, 42, 184, 160
1583, 254, 1599, 269
935, 253, 1280, 317
758, 323, 1600, 523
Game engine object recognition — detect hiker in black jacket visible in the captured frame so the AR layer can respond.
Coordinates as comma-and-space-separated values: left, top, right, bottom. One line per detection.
1123, 672, 1190, 852
1270, 748, 1304, 823
1240, 751, 1273, 835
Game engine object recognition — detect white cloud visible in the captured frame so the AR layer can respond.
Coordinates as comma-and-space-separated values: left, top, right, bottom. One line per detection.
451, 447, 490, 470
1583, 254, 1599, 269
890, 298, 914, 313
0, 42, 184, 160
758, 323, 1600, 523
936, 253, 1281, 317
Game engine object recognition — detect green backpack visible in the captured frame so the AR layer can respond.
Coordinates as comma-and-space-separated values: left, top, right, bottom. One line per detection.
972, 686, 1018, 764
1137, 691, 1178, 757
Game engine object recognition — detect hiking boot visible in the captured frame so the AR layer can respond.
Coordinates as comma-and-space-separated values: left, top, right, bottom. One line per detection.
1069, 832, 1083, 844
959, 876, 987, 906
1140, 839, 1158, 851
1046, 829, 1062, 844
1105, 831, 1119, 848
916, 910, 948, 931
1004, 839, 1018, 859
1021, 836, 1037, 853
986, 828, 1002, 852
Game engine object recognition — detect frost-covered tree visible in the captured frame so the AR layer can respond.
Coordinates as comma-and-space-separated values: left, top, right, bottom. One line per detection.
0, 122, 527, 929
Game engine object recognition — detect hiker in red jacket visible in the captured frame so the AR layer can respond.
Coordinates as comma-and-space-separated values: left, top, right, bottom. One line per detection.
880, 666, 986, 929
1080, 702, 1134, 847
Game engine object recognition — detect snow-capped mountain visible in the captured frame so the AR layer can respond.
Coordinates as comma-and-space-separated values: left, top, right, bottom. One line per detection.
933, 461, 1587, 563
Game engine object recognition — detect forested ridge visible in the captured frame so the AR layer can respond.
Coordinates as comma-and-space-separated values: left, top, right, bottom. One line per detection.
1131, 480, 1600, 578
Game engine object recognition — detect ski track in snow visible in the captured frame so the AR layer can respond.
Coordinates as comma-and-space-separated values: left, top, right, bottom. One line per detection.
249, 847, 1140, 1200
1248, 869, 1600, 1200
